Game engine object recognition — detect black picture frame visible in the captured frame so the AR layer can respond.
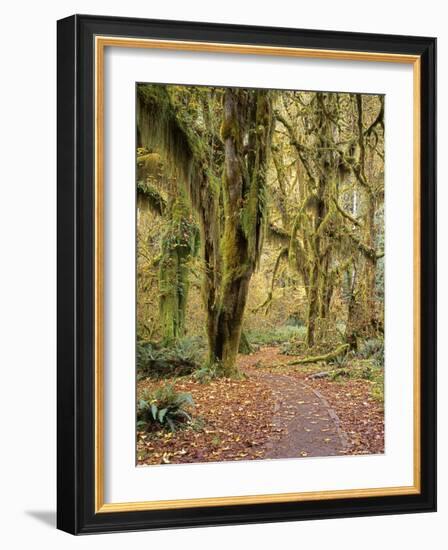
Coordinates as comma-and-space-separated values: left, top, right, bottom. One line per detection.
57, 14, 436, 535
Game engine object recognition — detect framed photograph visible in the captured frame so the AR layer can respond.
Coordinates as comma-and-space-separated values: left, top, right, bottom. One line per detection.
57, 14, 436, 534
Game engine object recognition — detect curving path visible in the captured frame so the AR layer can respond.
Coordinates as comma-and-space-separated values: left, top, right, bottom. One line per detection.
240, 351, 349, 459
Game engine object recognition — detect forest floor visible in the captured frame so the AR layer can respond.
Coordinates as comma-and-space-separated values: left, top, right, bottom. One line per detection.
136, 346, 384, 466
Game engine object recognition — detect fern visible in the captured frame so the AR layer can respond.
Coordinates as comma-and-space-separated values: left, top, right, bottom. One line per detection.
137, 384, 194, 432
137, 337, 205, 380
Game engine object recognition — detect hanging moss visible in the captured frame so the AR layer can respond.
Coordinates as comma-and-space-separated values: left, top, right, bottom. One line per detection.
136, 151, 162, 181
137, 86, 195, 185
220, 116, 239, 142
137, 181, 167, 216
158, 192, 197, 343
240, 91, 272, 269
137, 83, 223, 360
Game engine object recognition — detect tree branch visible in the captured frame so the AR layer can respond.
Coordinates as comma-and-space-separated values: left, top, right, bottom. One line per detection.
332, 197, 364, 228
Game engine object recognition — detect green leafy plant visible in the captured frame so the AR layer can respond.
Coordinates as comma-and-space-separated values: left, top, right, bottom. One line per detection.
371, 383, 385, 406
359, 364, 374, 380
193, 362, 221, 384
247, 326, 306, 348
330, 368, 351, 381
137, 384, 194, 432
358, 338, 384, 367
329, 351, 349, 368
137, 336, 205, 380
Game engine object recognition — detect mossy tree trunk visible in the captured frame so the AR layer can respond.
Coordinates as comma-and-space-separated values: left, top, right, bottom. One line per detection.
200, 200, 221, 362
306, 263, 320, 347
305, 95, 337, 347
345, 95, 382, 346
345, 195, 379, 345
209, 89, 271, 376
305, 190, 331, 348
276, 92, 340, 349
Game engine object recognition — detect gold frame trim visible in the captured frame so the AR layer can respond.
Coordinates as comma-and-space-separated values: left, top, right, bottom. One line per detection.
94, 36, 421, 513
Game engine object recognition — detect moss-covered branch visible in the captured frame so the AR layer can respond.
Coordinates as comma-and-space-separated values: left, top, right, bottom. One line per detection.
332, 197, 363, 228
287, 343, 349, 365
253, 246, 288, 314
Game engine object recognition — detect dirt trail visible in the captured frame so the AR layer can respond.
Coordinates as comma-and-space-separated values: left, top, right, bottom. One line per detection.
239, 348, 348, 459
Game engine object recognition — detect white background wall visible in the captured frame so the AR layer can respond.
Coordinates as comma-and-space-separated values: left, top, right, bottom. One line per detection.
0, 1, 443, 547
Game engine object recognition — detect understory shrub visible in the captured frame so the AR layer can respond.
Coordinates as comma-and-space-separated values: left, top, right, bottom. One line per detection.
247, 325, 306, 347
330, 367, 351, 380
358, 338, 384, 367
329, 351, 350, 368
371, 383, 385, 405
328, 360, 383, 406
359, 364, 374, 380
137, 336, 205, 379
137, 384, 194, 432
193, 362, 221, 384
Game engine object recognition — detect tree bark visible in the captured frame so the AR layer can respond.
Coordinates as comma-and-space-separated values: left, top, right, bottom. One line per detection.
345, 95, 381, 345
288, 343, 349, 365
209, 89, 271, 376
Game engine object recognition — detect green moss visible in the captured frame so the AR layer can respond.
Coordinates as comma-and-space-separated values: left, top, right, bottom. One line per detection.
247, 326, 306, 346
158, 192, 197, 342
137, 84, 204, 191
220, 117, 238, 141
137, 180, 167, 216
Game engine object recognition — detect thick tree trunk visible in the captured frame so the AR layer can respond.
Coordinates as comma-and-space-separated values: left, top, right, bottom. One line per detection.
213, 275, 251, 376
212, 89, 251, 376
305, 173, 328, 348
347, 205, 379, 341
208, 88, 271, 376
203, 238, 220, 362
